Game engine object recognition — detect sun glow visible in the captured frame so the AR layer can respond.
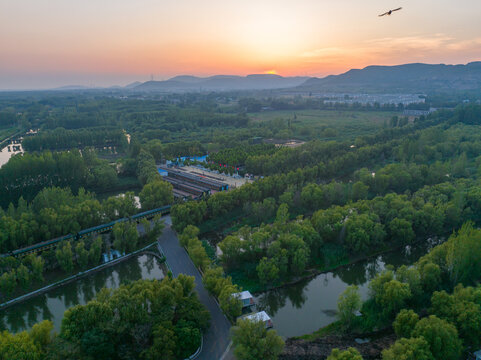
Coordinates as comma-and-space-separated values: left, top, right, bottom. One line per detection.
1, 0, 481, 88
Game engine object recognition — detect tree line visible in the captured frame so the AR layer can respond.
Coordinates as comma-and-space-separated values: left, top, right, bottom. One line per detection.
0, 214, 164, 301
332, 222, 481, 359
0, 149, 121, 207
171, 107, 481, 235
22, 127, 128, 152
0, 277, 210, 360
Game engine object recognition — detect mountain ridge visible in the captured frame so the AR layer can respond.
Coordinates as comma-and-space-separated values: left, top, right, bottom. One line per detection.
134, 74, 310, 91
297, 61, 481, 93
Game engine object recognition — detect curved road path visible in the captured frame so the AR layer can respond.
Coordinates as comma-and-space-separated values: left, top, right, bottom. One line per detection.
158, 219, 234, 360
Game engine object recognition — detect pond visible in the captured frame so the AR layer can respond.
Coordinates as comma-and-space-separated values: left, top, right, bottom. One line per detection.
255, 241, 438, 338
0, 254, 167, 333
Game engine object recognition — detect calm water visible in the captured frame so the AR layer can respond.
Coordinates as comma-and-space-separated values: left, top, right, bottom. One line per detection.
255, 242, 437, 338
0, 254, 166, 333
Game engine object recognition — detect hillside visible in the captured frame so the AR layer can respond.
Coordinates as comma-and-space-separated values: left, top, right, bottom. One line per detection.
297, 62, 481, 93
134, 74, 310, 91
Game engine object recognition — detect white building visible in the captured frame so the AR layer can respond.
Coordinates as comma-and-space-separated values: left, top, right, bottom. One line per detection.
244, 311, 273, 328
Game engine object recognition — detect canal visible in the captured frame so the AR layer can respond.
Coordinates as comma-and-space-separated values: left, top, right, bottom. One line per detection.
255, 240, 439, 338
0, 254, 167, 333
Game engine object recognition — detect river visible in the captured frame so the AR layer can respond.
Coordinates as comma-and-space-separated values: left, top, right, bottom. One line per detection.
0, 254, 167, 333
255, 241, 438, 338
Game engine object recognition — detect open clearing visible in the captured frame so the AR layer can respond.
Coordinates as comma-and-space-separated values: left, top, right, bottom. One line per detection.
248, 109, 397, 141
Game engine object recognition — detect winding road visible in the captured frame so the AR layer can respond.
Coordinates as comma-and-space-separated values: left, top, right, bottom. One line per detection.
158, 217, 234, 360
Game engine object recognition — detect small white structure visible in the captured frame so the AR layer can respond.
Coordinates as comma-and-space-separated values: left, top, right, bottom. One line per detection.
102, 249, 123, 263
232, 291, 255, 308
354, 310, 363, 317
473, 350, 481, 360
244, 311, 273, 328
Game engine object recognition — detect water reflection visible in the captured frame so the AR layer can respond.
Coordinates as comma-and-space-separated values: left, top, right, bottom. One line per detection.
0, 254, 166, 333
256, 243, 432, 338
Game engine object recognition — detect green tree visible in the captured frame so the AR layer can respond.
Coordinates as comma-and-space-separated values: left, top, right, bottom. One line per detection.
188, 239, 210, 271
388, 218, 415, 245
56, 241, 74, 273
0, 330, 41, 360
275, 203, 289, 225
174, 321, 202, 359
382, 337, 434, 360
327, 347, 363, 360
61, 301, 114, 341
231, 318, 285, 360
29, 320, 54, 351
352, 181, 369, 201
29, 255, 45, 282
179, 225, 200, 248
79, 328, 115, 360
369, 270, 394, 301
0, 269, 17, 297
337, 285, 361, 330
75, 241, 89, 270
16, 263, 31, 290
219, 235, 243, 269
143, 321, 177, 360
393, 309, 419, 338
170, 201, 206, 232
412, 315, 462, 360
396, 265, 422, 298
88, 237, 103, 265
292, 247, 309, 275
418, 262, 441, 293
430, 285, 481, 348
219, 285, 243, 320
257, 257, 279, 287
379, 280, 412, 318
141, 215, 164, 243
203, 266, 228, 297
112, 221, 139, 254
139, 180, 173, 210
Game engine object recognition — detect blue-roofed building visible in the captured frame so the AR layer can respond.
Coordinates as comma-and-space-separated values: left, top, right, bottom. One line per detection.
158, 168, 168, 176
232, 291, 255, 308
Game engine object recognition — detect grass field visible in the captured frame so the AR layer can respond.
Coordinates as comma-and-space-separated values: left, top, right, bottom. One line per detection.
248, 109, 398, 141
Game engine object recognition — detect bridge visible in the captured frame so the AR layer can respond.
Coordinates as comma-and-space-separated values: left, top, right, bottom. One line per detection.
1, 205, 171, 258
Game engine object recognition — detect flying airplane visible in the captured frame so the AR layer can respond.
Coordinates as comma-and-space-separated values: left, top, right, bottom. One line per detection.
379, 7, 402, 17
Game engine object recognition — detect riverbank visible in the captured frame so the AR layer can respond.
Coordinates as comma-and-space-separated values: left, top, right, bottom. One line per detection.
280, 331, 396, 360
0, 252, 168, 333
236, 237, 441, 295
0, 242, 163, 310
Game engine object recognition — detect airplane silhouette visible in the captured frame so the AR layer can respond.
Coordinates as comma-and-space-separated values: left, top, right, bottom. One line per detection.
379, 7, 402, 17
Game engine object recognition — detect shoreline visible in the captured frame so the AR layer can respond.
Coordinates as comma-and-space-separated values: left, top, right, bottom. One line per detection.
248, 237, 438, 296
0, 242, 163, 311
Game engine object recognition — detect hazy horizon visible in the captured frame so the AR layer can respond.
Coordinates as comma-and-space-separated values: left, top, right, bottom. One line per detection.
2, 60, 481, 91
2, 0, 481, 90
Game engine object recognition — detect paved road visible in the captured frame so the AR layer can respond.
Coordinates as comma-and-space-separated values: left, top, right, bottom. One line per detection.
158, 220, 233, 360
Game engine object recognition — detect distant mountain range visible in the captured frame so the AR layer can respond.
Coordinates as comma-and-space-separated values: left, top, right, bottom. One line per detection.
296, 62, 481, 93
133, 74, 310, 91
49, 61, 481, 94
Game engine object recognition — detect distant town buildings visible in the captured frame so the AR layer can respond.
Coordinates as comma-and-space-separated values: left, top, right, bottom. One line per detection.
318, 93, 425, 105
403, 108, 437, 117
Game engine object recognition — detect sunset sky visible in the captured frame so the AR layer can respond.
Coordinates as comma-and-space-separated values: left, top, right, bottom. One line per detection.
1, 0, 480, 89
